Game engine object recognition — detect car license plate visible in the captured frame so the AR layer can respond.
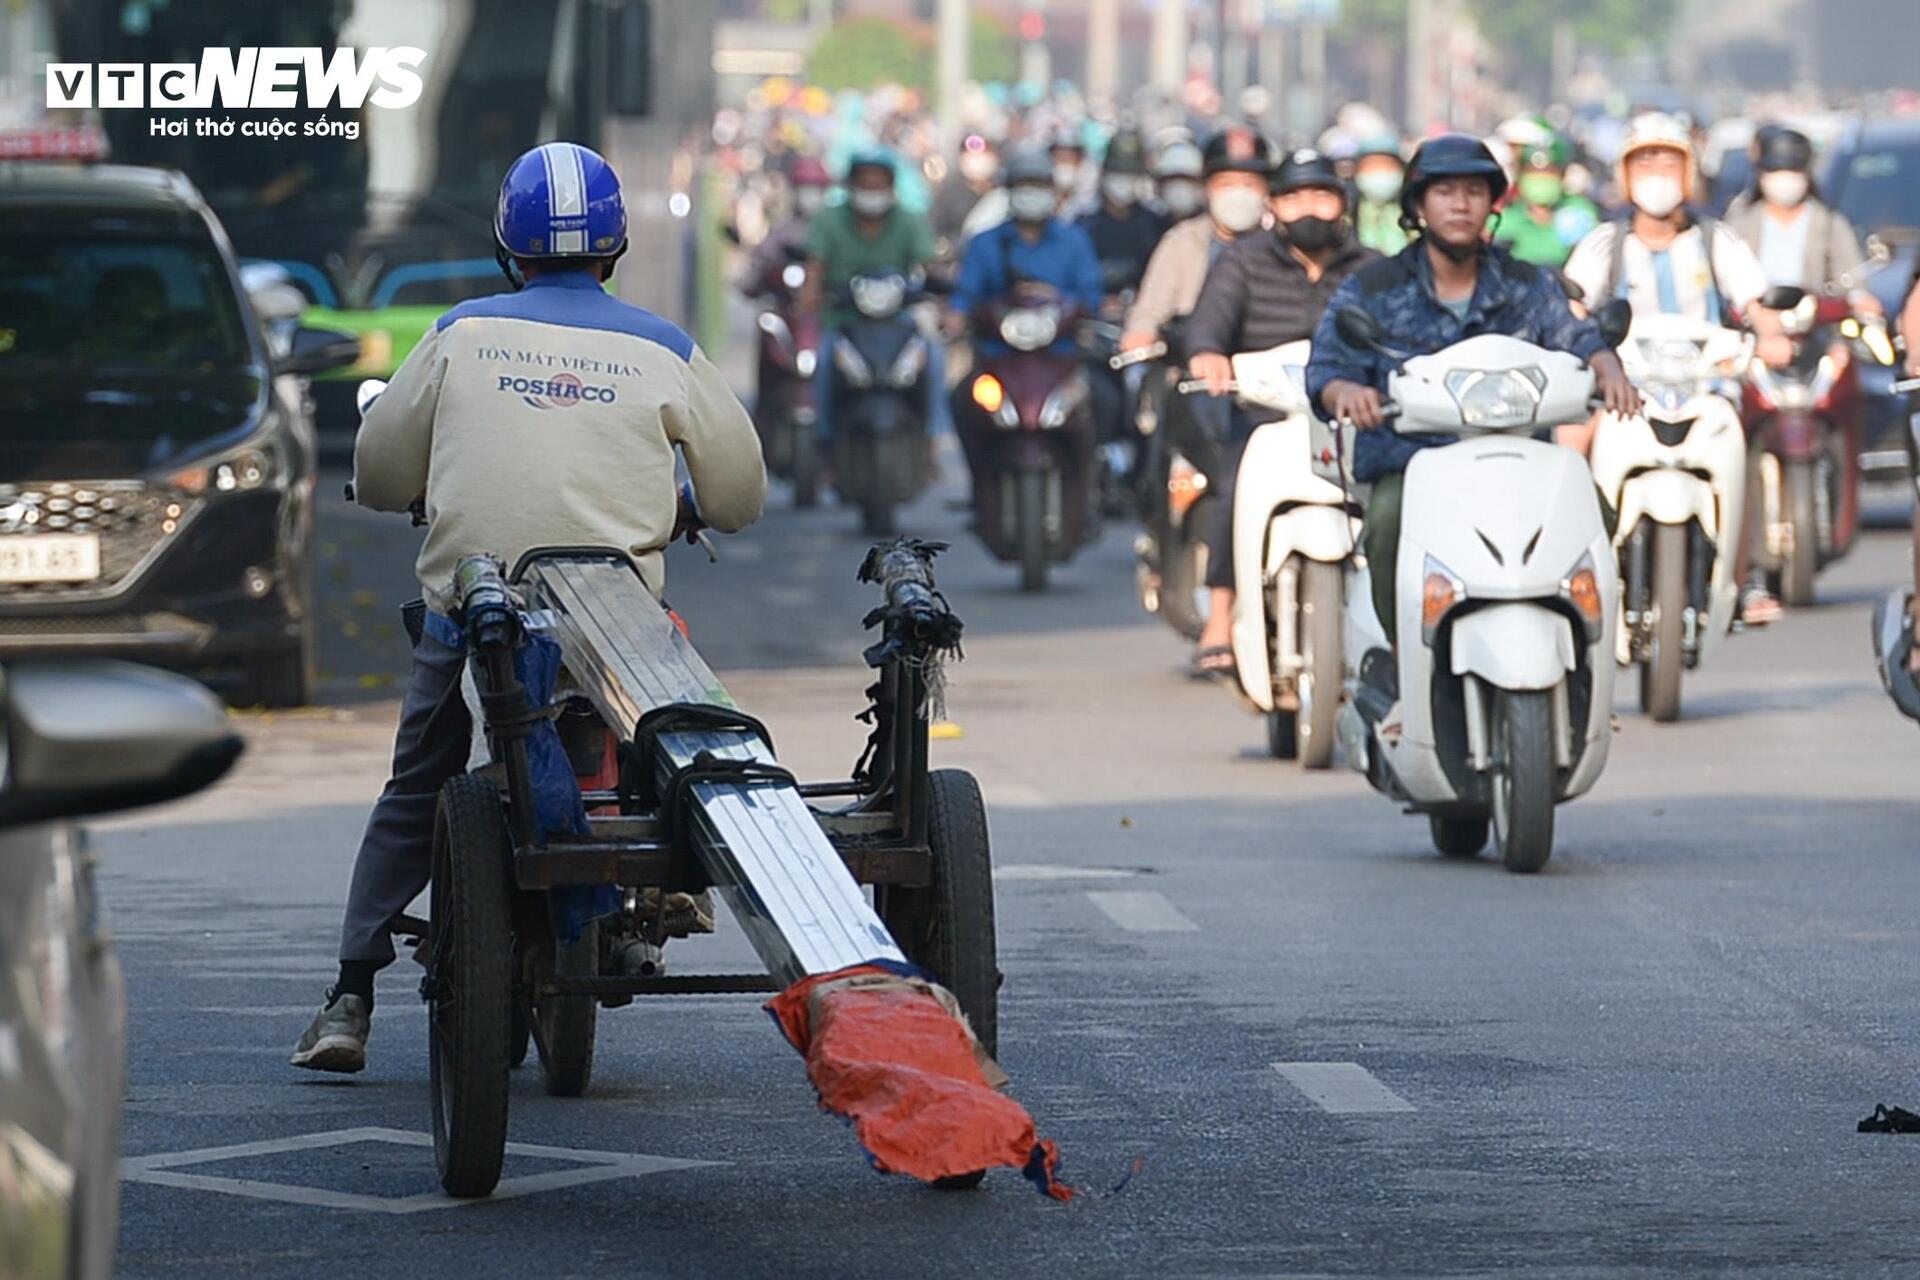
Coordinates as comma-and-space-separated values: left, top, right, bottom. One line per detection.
0, 534, 101, 584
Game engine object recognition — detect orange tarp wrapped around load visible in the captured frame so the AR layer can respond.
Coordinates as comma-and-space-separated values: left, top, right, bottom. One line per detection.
766, 964, 1073, 1199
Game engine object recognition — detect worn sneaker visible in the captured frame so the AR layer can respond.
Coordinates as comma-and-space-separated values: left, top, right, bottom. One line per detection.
290, 991, 371, 1073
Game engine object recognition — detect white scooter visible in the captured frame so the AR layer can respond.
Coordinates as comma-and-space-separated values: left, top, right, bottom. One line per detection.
1589, 316, 1752, 722
1330, 307, 1624, 873
1182, 341, 1360, 766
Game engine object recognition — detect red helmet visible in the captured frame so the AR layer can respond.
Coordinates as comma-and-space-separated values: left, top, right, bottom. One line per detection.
790, 155, 831, 188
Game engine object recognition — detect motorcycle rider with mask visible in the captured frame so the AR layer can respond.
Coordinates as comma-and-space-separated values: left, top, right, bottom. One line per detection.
1077, 129, 1168, 293
1725, 126, 1881, 315
1151, 138, 1207, 226
1309, 134, 1639, 651
800, 149, 946, 457
291, 143, 766, 1073
1563, 112, 1789, 624
1119, 127, 1276, 356
949, 143, 1104, 510
1491, 138, 1599, 268
1352, 137, 1411, 256
1181, 148, 1377, 677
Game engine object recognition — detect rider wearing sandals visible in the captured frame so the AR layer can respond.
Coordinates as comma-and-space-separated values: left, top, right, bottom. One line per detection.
292, 143, 766, 1073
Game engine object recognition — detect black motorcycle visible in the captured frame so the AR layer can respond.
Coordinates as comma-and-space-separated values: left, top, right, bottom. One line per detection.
824, 272, 938, 535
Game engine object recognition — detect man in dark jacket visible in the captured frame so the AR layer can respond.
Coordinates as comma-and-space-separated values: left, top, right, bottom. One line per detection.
1182, 148, 1376, 675
1307, 134, 1638, 646
1076, 130, 1168, 293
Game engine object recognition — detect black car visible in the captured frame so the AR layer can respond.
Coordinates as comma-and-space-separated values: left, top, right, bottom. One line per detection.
0, 163, 359, 704
1820, 118, 1920, 477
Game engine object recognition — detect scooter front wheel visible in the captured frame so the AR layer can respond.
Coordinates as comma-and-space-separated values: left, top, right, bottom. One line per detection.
1296, 559, 1343, 770
1641, 522, 1686, 723
1016, 469, 1050, 592
1491, 689, 1555, 874
1781, 460, 1818, 607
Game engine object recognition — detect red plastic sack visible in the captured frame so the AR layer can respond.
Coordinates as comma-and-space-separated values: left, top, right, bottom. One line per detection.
767, 964, 1072, 1199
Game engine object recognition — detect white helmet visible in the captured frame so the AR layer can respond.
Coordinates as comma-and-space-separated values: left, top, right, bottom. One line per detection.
1618, 112, 1698, 202
1153, 139, 1204, 181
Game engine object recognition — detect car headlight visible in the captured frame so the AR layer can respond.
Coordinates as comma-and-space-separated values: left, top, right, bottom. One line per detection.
1444, 366, 1545, 428
888, 337, 928, 387
852, 275, 905, 319
1039, 372, 1087, 428
834, 339, 873, 388
169, 445, 278, 495
796, 348, 817, 378
1000, 307, 1060, 352
1421, 554, 1465, 646
1561, 550, 1604, 641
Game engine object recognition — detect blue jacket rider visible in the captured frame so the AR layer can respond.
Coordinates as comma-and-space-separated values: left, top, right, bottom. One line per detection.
949, 142, 1104, 357
1305, 134, 1638, 645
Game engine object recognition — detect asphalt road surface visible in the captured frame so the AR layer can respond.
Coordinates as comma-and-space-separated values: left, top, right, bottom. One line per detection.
101, 445, 1920, 1277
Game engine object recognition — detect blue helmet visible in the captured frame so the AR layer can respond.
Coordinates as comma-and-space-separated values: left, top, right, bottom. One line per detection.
495, 141, 628, 263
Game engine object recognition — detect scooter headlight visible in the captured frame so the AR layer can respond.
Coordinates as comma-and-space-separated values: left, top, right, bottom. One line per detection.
1444, 367, 1545, 428
1561, 550, 1605, 642
1000, 307, 1060, 352
834, 339, 873, 388
888, 337, 928, 388
796, 348, 817, 378
1421, 555, 1465, 646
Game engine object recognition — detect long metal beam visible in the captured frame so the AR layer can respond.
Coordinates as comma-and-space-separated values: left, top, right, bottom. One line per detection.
521, 553, 904, 986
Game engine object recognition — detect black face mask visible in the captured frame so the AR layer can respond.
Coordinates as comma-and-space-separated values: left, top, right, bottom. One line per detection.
1280, 215, 1342, 254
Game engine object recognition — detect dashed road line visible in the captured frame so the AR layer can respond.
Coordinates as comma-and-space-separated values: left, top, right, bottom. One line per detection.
1086, 890, 1197, 933
1271, 1062, 1415, 1114
995, 864, 1145, 881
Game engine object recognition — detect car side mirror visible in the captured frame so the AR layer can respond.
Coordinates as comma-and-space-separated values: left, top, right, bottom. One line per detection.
1594, 299, 1633, 350
0, 661, 243, 828
1334, 305, 1386, 353
275, 326, 362, 377
1760, 284, 1808, 312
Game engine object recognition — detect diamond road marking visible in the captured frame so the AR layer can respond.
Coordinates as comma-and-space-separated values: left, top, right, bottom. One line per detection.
1086, 890, 1198, 932
1271, 1062, 1416, 1114
121, 1126, 719, 1214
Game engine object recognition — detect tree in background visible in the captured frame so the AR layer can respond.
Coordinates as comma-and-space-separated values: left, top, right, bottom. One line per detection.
805, 13, 1017, 95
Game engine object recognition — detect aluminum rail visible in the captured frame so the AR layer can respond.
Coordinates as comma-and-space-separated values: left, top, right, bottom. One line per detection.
519, 551, 902, 986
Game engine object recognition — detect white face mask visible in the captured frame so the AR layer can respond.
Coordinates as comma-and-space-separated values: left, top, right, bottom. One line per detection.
1355, 170, 1403, 204
1631, 174, 1684, 219
1053, 162, 1080, 192
794, 187, 826, 218
1160, 179, 1204, 219
1209, 185, 1267, 234
849, 189, 896, 219
1760, 170, 1810, 208
1102, 175, 1139, 208
1009, 185, 1057, 223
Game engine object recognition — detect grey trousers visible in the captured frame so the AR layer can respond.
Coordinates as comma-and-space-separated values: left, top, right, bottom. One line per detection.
337, 630, 471, 966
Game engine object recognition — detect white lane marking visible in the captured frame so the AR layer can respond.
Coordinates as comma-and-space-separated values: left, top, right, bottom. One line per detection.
1271, 1062, 1415, 1114
1087, 890, 1197, 933
122, 1126, 717, 1214
995, 864, 1145, 882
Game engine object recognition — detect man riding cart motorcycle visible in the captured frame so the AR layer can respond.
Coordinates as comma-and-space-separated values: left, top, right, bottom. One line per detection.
1182, 148, 1376, 684
292, 142, 767, 1074
1563, 113, 1789, 624
948, 143, 1105, 589
1308, 134, 1639, 871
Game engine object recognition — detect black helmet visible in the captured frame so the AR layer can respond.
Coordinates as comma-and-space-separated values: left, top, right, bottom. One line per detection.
1401, 132, 1509, 230
1271, 147, 1346, 197
1103, 129, 1148, 177
1756, 126, 1814, 173
1202, 125, 1275, 178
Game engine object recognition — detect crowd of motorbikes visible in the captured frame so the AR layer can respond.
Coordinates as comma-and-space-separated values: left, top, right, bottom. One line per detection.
739, 195, 1906, 878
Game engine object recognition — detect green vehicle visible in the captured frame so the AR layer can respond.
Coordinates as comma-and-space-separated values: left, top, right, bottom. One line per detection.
59, 0, 710, 448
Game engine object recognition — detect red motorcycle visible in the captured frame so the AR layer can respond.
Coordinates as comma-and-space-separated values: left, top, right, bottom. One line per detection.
751, 245, 825, 506
1742, 285, 1864, 606
958, 289, 1098, 591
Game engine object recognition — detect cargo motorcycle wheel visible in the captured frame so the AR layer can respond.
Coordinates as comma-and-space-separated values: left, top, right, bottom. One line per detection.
427, 773, 515, 1198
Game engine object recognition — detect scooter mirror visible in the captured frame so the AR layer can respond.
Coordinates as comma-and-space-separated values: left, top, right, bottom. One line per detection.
1760, 284, 1808, 312
1334, 305, 1385, 352
1594, 299, 1633, 350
